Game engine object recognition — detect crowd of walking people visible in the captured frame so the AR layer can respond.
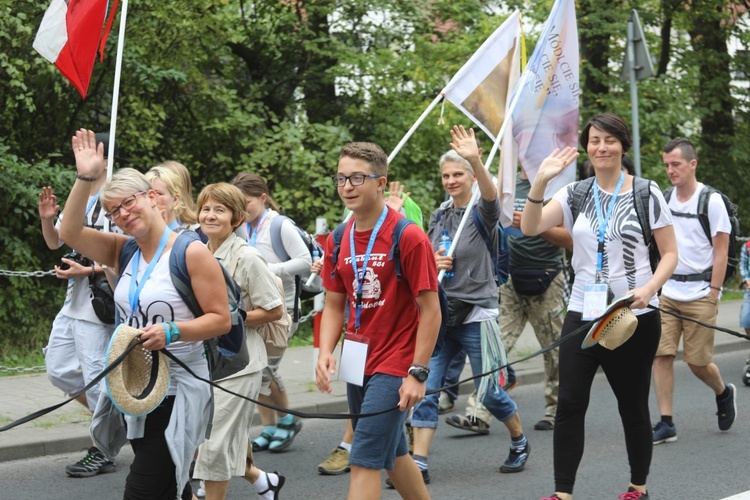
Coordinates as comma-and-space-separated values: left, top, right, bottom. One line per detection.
38, 112, 740, 499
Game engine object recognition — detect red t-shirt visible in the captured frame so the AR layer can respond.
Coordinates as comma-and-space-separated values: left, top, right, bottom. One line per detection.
322, 209, 438, 377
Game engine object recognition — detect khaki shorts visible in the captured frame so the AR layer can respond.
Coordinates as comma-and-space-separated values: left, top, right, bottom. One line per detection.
657, 294, 719, 366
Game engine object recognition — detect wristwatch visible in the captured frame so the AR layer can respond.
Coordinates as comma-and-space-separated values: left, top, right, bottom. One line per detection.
408, 364, 430, 382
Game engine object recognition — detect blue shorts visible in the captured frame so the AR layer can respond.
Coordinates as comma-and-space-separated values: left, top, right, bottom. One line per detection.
741, 291, 750, 329
347, 373, 409, 470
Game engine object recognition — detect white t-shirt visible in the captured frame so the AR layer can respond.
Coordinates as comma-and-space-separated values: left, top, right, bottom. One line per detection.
246, 210, 312, 310
553, 180, 673, 315
661, 183, 731, 302
56, 195, 119, 324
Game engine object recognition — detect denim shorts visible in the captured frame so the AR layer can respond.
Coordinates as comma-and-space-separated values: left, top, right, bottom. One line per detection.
741, 291, 750, 329
347, 373, 409, 470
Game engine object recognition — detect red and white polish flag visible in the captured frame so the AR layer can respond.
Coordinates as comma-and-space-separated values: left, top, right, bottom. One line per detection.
33, 0, 112, 99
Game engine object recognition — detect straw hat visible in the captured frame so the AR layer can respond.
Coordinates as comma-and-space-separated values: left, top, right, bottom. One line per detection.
105, 324, 170, 416
581, 294, 638, 350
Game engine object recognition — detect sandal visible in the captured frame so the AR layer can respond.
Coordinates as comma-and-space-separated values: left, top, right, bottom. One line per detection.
445, 414, 490, 435
268, 417, 303, 452
257, 471, 286, 499
251, 431, 274, 452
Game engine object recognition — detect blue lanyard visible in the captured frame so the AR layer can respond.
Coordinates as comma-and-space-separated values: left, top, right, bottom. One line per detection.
247, 210, 267, 247
592, 171, 625, 274
168, 220, 180, 230
84, 193, 100, 225
349, 205, 388, 330
128, 226, 172, 319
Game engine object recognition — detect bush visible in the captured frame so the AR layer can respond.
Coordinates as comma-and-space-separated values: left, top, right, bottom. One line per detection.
0, 142, 71, 360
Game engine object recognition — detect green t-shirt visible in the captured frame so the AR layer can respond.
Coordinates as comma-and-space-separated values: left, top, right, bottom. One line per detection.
509, 175, 563, 270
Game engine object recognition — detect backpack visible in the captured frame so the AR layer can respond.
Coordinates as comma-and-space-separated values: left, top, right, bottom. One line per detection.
434, 205, 510, 286
569, 176, 660, 278
331, 217, 449, 354
664, 185, 740, 284
269, 215, 324, 304
118, 230, 250, 381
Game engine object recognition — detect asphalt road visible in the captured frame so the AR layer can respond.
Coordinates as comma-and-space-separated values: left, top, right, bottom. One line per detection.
1, 349, 749, 499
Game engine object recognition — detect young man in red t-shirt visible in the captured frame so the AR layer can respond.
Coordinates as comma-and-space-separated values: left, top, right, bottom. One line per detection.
316, 142, 441, 500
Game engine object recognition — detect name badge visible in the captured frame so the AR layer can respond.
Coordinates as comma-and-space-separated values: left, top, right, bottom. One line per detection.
338, 332, 369, 387
582, 282, 609, 321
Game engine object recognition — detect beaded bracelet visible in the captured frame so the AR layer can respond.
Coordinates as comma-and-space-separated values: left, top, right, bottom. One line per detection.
75, 173, 98, 182
527, 196, 544, 204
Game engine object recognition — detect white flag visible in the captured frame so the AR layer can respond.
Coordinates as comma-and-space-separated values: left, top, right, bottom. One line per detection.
510, 0, 580, 199
442, 10, 522, 225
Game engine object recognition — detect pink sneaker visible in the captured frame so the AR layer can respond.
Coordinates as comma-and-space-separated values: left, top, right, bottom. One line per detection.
618, 487, 649, 499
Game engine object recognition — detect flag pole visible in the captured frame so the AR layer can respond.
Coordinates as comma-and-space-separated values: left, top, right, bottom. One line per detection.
106, 0, 129, 180
387, 92, 445, 164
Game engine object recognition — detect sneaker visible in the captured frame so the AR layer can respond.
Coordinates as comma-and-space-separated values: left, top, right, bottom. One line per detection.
652, 421, 677, 445
539, 496, 562, 500
438, 392, 455, 414
500, 442, 530, 473
196, 480, 206, 498
317, 446, 351, 475
534, 416, 555, 431
716, 383, 737, 431
618, 487, 649, 499
385, 469, 429, 489
65, 447, 116, 477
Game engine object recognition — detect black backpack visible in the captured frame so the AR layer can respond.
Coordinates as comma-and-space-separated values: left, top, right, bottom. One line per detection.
664, 185, 740, 283
331, 217, 449, 354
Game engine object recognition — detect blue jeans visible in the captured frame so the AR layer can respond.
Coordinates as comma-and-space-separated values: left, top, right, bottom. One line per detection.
741, 290, 750, 329
412, 320, 517, 428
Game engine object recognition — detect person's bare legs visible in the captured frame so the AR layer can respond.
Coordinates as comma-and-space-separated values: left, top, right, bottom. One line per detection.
653, 355, 675, 416
689, 362, 726, 394
202, 480, 229, 500
503, 413, 523, 438
343, 418, 354, 443
257, 380, 290, 422
412, 427, 436, 458
383, 455, 430, 500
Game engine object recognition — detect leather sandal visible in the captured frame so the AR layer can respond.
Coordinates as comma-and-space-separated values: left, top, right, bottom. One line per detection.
445, 414, 490, 435
257, 471, 285, 499
268, 417, 303, 452
251, 431, 274, 452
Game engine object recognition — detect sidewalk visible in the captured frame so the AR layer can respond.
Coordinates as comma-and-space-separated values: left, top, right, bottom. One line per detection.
0, 300, 746, 463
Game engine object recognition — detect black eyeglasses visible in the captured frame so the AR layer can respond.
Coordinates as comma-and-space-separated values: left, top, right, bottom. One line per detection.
331, 173, 381, 187
105, 192, 145, 221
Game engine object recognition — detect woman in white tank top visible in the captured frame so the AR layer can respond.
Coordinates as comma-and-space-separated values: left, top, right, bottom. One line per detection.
60, 129, 231, 500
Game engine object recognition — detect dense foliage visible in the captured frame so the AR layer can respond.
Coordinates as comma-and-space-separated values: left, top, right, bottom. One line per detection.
1, 0, 749, 353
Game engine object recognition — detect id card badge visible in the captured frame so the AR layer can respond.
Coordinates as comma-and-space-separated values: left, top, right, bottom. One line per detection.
582, 282, 609, 321
338, 332, 369, 387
